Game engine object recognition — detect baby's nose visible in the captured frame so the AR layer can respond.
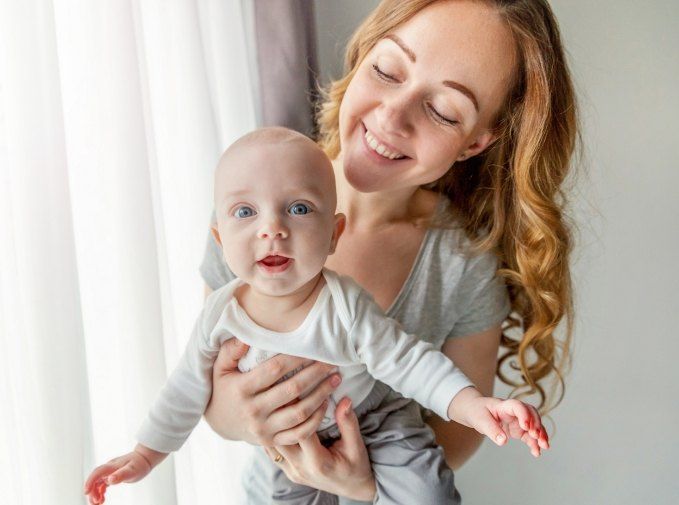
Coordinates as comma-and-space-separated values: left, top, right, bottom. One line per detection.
257, 218, 289, 239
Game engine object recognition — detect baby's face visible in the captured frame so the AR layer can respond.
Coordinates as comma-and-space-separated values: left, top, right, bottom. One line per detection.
213, 139, 343, 297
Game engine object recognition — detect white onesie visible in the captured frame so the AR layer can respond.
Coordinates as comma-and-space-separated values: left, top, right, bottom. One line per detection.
136, 268, 473, 453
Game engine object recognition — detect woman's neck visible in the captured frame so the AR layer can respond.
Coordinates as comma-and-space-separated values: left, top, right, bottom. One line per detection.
332, 156, 429, 232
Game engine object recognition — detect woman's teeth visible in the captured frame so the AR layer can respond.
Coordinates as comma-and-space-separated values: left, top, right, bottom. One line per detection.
364, 129, 405, 160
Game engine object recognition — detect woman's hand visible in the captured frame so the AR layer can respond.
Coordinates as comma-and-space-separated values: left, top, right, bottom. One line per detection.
264, 397, 377, 502
204, 337, 342, 446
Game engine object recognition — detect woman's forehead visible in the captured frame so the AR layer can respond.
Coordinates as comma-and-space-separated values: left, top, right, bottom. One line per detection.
386, 0, 517, 117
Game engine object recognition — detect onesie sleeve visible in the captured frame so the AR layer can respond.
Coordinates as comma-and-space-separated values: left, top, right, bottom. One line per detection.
348, 290, 474, 420
199, 210, 236, 290
448, 250, 511, 338
136, 307, 222, 453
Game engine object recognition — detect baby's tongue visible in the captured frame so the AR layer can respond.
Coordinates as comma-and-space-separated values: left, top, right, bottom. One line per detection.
261, 256, 288, 266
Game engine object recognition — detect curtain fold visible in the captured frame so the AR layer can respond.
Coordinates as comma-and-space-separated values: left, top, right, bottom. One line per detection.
253, 0, 319, 136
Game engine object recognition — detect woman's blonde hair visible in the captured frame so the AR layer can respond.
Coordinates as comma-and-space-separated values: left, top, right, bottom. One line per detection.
316, 0, 579, 415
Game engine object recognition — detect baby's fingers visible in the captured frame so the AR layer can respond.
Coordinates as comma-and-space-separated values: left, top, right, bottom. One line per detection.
522, 403, 547, 444
106, 460, 143, 485
521, 431, 541, 458
537, 426, 550, 450
84, 463, 116, 494
475, 409, 508, 446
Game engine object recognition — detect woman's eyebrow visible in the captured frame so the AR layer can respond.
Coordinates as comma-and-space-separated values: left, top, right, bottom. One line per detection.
385, 34, 480, 113
386, 34, 416, 62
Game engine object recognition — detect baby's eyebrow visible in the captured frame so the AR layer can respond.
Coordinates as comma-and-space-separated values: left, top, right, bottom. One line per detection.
221, 188, 251, 198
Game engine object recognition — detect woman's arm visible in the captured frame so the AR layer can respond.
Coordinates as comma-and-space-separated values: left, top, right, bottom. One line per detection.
427, 324, 502, 470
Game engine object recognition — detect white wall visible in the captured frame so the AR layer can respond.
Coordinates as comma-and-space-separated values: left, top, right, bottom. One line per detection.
314, 1, 679, 503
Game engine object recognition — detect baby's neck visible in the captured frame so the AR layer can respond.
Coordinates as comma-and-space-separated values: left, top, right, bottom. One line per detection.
235, 272, 326, 332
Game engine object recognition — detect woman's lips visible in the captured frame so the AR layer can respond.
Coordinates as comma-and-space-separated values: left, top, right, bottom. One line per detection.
257, 255, 293, 273
360, 122, 410, 165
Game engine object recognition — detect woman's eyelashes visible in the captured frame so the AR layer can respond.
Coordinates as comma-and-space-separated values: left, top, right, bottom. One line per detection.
371, 63, 459, 127
426, 103, 459, 126
372, 63, 398, 83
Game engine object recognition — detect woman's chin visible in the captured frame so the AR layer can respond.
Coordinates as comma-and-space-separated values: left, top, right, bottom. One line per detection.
343, 162, 387, 193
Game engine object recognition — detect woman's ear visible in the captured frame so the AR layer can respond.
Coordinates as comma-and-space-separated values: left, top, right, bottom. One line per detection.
457, 129, 499, 161
211, 226, 223, 247
329, 213, 346, 254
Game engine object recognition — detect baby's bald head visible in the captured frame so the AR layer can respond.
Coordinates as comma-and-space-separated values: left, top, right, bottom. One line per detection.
211, 127, 345, 296
215, 127, 336, 210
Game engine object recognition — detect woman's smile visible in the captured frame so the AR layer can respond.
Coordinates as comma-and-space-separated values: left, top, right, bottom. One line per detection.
359, 121, 412, 167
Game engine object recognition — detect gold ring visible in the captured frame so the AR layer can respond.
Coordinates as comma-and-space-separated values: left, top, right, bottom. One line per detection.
274, 453, 284, 463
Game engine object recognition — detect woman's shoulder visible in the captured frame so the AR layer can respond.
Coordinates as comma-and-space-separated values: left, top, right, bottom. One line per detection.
417, 192, 504, 303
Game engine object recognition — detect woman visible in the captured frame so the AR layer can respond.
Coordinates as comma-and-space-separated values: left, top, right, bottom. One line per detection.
201, 0, 577, 502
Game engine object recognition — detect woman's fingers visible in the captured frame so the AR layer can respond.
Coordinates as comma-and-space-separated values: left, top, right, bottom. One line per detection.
333, 398, 364, 461
213, 337, 250, 376
257, 361, 339, 413
275, 443, 302, 464
271, 399, 329, 446
245, 354, 316, 395
297, 432, 330, 471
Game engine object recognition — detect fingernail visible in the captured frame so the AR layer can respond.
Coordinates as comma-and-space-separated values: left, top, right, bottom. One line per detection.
329, 367, 339, 375
331, 374, 342, 386
345, 399, 353, 416
496, 434, 505, 443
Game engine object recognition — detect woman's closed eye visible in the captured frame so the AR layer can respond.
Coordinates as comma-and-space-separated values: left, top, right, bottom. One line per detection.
426, 103, 459, 127
372, 63, 398, 83
372, 63, 459, 127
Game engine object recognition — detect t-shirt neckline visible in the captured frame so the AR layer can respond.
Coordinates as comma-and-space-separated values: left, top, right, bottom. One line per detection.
385, 193, 444, 317
230, 269, 332, 337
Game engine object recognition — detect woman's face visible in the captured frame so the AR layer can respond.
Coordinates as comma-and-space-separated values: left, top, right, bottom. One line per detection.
339, 0, 518, 193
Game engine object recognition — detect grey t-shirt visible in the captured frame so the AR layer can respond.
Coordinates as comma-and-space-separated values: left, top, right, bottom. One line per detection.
200, 195, 510, 504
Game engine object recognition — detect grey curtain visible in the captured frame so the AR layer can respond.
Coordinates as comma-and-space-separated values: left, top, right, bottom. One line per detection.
252, 0, 319, 137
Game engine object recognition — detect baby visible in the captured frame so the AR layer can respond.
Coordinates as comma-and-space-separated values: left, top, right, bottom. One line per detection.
84, 127, 549, 505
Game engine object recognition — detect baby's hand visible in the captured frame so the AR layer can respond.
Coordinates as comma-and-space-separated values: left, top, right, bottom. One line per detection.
83, 450, 153, 504
449, 388, 550, 457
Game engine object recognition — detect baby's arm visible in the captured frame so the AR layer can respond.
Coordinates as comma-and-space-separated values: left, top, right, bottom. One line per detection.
83, 444, 166, 504
350, 290, 549, 456
84, 301, 223, 503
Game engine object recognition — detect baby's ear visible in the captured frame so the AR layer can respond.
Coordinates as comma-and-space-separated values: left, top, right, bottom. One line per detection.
211, 226, 222, 247
329, 213, 346, 254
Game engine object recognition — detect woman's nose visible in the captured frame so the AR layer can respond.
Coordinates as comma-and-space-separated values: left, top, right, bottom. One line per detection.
375, 94, 414, 138
257, 217, 289, 240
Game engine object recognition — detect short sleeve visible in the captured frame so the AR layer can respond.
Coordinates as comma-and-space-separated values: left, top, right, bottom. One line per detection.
199, 210, 236, 290
447, 251, 511, 338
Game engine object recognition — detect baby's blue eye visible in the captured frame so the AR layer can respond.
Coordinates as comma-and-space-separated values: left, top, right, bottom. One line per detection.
289, 203, 312, 215
234, 206, 256, 218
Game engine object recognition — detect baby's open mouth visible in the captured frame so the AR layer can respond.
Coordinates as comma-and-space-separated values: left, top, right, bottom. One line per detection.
257, 255, 293, 273
259, 255, 290, 267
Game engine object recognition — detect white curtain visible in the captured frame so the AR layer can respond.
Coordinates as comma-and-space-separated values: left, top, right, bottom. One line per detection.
0, 0, 257, 503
